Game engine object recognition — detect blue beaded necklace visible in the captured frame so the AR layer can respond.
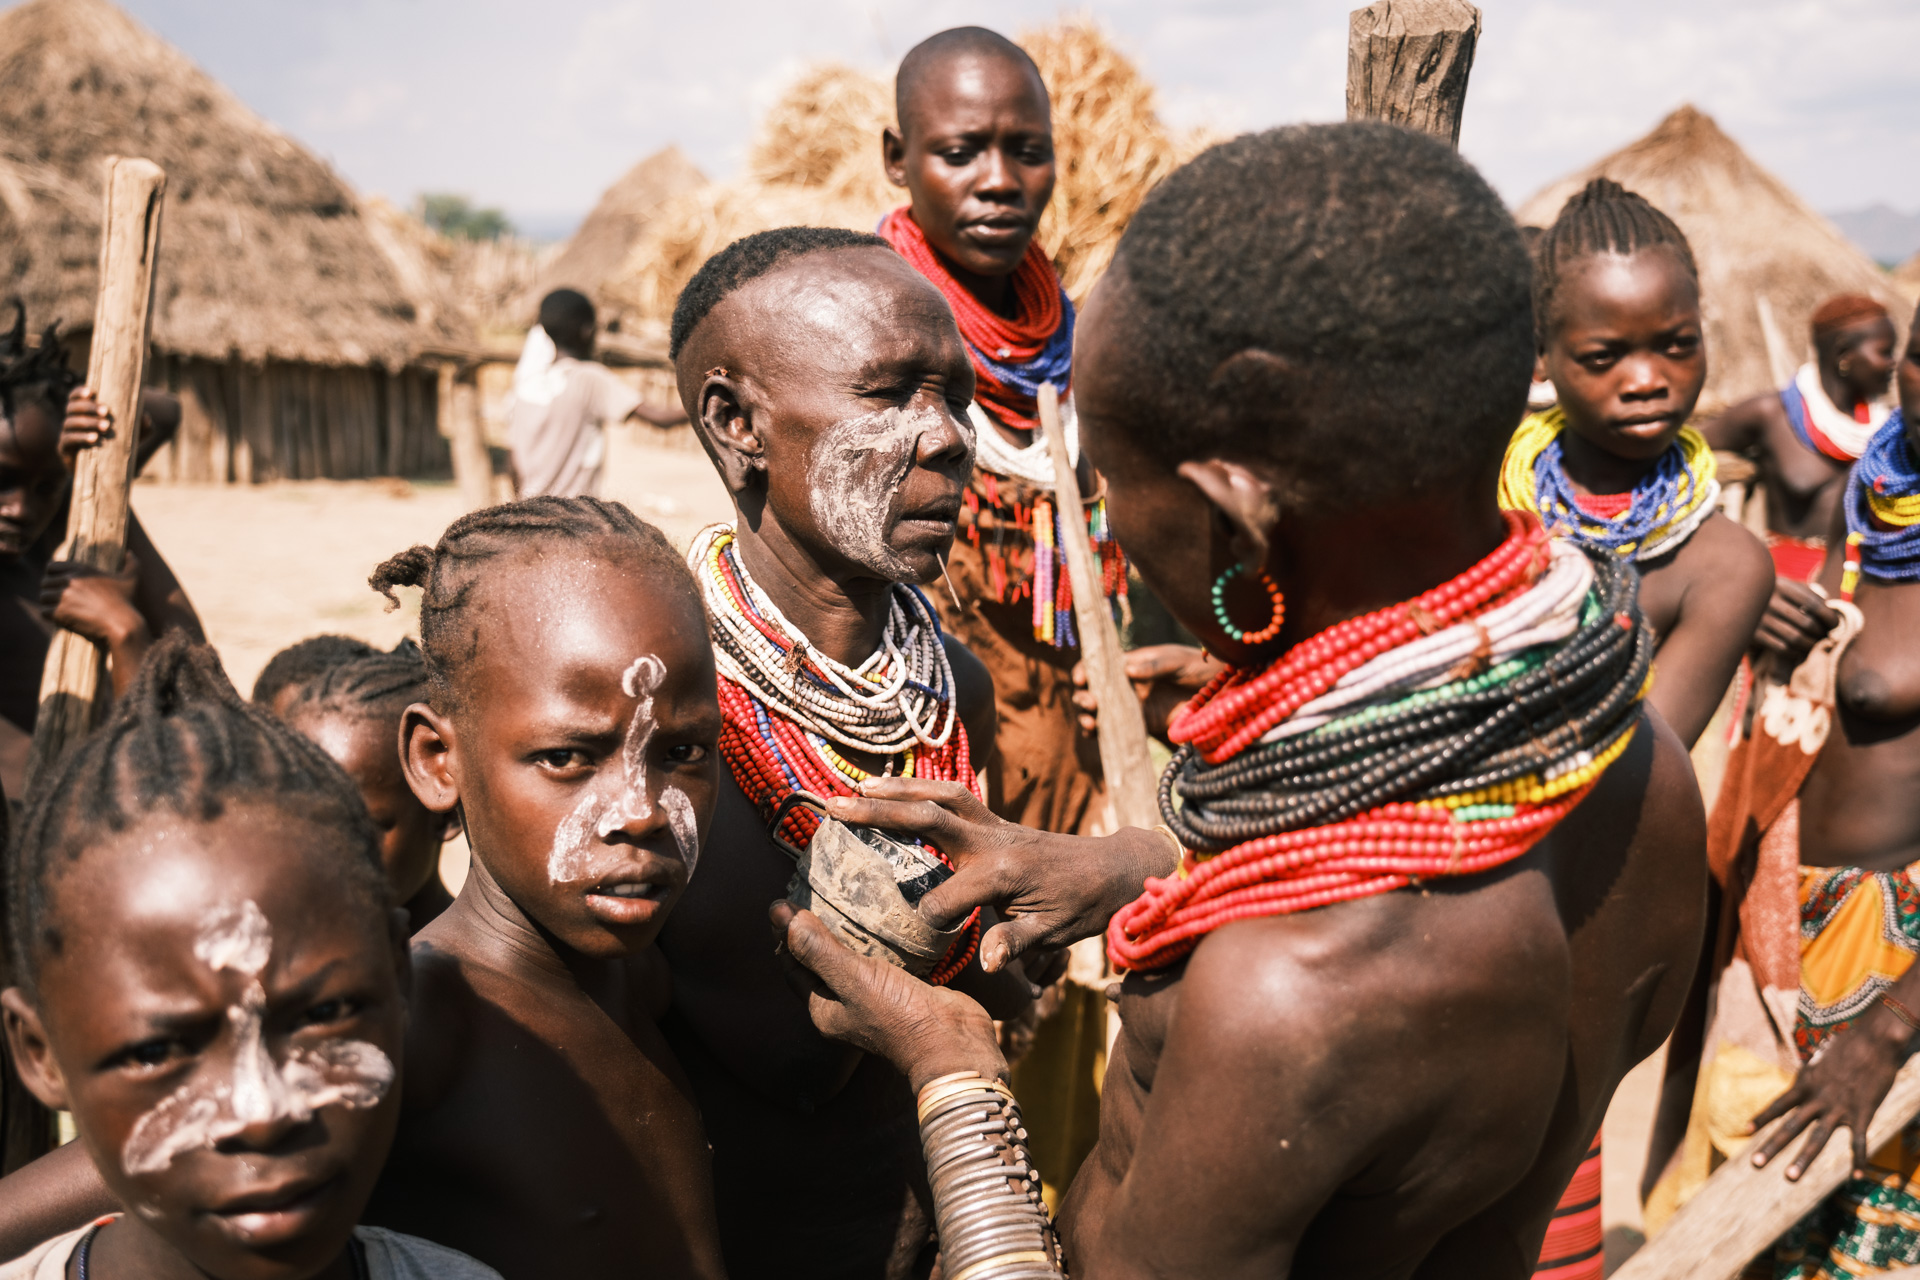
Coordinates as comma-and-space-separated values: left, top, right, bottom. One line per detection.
1844, 411, 1920, 585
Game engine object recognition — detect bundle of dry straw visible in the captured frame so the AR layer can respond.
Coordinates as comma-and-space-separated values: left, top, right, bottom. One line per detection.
606, 16, 1204, 333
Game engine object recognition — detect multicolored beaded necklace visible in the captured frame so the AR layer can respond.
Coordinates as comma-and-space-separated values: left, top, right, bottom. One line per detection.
1108, 512, 1653, 972
1840, 411, 1920, 600
1499, 407, 1719, 562
877, 205, 1127, 646
1782, 362, 1886, 463
690, 524, 981, 983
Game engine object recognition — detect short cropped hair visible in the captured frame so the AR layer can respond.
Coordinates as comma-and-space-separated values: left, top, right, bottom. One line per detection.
1110, 122, 1534, 507
538, 289, 596, 340
895, 27, 1046, 137
669, 227, 890, 361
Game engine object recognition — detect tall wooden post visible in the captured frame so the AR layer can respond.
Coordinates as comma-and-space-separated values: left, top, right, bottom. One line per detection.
1035, 384, 1159, 832
1346, 0, 1482, 148
22, 157, 166, 796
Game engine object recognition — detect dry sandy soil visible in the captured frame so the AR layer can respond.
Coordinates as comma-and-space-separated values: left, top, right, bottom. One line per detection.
130, 426, 1661, 1273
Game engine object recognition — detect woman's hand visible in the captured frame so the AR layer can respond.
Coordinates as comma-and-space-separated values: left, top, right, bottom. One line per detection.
1071, 644, 1221, 739
1753, 579, 1840, 674
770, 902, 1008, 1092
822, 777, 1176, 973
1749, 1000, 1916, 1180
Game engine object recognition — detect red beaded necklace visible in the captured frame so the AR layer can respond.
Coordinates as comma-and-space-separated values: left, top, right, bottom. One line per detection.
1169, 510, 1548, 765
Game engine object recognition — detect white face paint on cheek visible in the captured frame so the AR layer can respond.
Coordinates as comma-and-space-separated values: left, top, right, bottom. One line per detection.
807, 405, 946, 577
547, 655, 667, 884
660, 786, 699, 878
120, 901, 394, 1177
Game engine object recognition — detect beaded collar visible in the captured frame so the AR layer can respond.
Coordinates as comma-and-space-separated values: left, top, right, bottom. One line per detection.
1782, 362, 1887, 463
1840, 411, 1920, 598
1108, 513, 1653, 972
878, 205, 1073, 435
1499, 407, 1719, 563
690, 524, 981, 984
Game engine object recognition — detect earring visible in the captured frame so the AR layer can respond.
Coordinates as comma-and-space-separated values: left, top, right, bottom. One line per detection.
1211, 564, 1284, 645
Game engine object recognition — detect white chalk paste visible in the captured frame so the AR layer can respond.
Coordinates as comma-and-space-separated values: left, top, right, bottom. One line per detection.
121, 901, 393, 1176
548, 655, 692, 883
808, 404, 972, 578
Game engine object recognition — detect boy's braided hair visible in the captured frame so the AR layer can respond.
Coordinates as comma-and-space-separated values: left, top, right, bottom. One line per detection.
1532, 178, 1699, 340
8, 633, 387, 994
256, 635, 428, 723
368, 496, 699, 714
0, 302, 82, 426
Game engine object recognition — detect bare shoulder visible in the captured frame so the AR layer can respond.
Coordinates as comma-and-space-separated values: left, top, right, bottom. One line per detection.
399, 937, 475, 1111
942, 631, 996, 770
1681, 512, 1775, 606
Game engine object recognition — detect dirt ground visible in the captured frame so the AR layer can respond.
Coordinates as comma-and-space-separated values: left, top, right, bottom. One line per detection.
129, 424, 1664, 1271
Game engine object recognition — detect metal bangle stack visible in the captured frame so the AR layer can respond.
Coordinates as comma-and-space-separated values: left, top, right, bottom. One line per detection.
918, 1071, 1066, 1280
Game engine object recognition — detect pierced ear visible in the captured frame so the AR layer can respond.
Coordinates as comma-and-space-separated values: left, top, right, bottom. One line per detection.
1177, 459, 1281, 575
697, 373, 766, 495
882, 125, 908, 188
1, 989, 71, 1111
399, 702, 462, 819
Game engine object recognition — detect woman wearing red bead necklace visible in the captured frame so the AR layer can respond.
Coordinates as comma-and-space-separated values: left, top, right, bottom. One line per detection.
771, 124, 1709, 1278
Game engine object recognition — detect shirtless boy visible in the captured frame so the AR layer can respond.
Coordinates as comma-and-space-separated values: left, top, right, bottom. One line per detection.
1, 634, 497, 1278
0, 499, 729, 1280
1502, 177, 1772, 745
661, 226, 1029, 1277
775, 123, 1709, 1277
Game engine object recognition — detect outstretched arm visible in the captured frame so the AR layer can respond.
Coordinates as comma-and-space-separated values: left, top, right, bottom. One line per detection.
0, 1141, 117, 1261
821, 777, 1178, 973
1697, 395, 1772, 455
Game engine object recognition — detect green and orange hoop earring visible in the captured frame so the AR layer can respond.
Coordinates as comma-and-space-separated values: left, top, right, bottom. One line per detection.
1211, 564, 1284, 646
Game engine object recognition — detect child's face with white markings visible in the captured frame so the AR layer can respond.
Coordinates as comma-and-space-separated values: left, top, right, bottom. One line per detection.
408, 549, 721, 957
1, 805, 407, 1280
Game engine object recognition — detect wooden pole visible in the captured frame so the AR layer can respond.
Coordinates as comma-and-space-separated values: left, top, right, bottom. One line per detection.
1346, 0, 1482, 148
21, 157, 166, 797
443, 361, 492, 509
1613, 1057, 1920, 1280
1035, 384, 1160, 832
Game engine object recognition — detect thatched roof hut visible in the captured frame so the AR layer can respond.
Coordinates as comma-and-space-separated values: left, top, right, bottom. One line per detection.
0, 0, 455, 480
1514, 106, 1905, 413
535, 146, 705, 328
1892, 252, 1920, 308
605, 17, 1201, 333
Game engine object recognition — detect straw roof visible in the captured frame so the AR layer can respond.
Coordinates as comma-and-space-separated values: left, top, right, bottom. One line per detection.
1892, 252, 1920, 308
534, 146, 705, 318
1513, 106, 1905, 413
605, 17, 1197, 332
0, 0, 457, 367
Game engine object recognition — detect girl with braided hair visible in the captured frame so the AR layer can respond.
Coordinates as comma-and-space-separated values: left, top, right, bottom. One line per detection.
0, 498, 731, 1280
0, 632, 501, 1278
254, 635, 460, 931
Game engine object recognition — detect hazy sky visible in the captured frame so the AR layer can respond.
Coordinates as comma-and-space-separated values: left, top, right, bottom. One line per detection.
113, 0, 1920, 239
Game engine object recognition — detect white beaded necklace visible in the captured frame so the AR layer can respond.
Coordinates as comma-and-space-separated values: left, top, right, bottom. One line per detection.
691, 523, 957, 754
969, 399, 1077, 490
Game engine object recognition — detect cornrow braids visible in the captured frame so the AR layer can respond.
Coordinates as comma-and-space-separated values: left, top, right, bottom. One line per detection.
1532, 178, 1699, 340
8, 632, 387, 994
0, 302, 82, 425
252, 634, 381, 706
283, 639, 429, 722
368, 496, 701, 714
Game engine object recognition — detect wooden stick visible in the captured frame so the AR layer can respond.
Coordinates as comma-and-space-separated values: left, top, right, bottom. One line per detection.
1035, 384, 1160, 832
443, 361, 492, 509
1346, 0, 1483, 148
1613, 1056, 1920, 1280
21, 156, 166, 797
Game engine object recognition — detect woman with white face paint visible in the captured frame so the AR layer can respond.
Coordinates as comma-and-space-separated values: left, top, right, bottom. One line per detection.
0, 635, 500, 1280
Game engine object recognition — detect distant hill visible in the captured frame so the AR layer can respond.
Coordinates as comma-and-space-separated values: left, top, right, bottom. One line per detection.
1827, 204, 1920, 266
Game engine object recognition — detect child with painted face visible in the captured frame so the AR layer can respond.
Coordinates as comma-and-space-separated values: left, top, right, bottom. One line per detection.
363, 497, 727, 1280
0, 500, 728, 1278
0, 634, 500, 1280
662, 227, 1030, 1278
1502, 178, 1773, 747
253, 637, 459, 932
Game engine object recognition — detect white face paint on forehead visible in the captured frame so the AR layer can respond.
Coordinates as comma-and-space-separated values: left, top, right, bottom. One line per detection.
548, 654, 688, 884
807, 403, 971, 579
120, 900, 393, 1177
